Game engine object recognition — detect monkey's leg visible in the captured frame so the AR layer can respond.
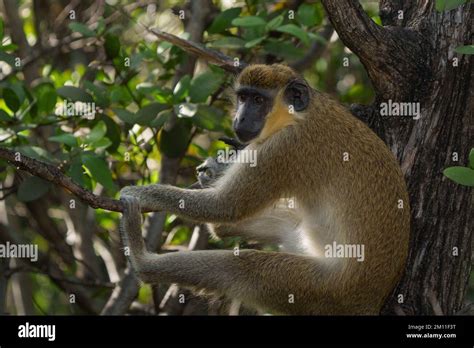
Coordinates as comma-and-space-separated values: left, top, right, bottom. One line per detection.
120, 196, 338, 315
210, 207, 302, 251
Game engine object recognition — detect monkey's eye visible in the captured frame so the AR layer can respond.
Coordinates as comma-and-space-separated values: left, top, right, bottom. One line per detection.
254, 95, 264, 105
238, 94, 247, 103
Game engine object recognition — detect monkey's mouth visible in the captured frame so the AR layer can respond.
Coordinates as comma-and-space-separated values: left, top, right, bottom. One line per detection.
235, 130, 260, 143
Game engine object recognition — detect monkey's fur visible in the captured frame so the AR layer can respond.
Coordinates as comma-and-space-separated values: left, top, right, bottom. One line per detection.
120, 64, 410, 315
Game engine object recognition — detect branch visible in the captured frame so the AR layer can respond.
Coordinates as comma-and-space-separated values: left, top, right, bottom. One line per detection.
321, 0, 431, 101
0, 147, 124, 212
113, 4, 246, 74
320, 0, 386, 60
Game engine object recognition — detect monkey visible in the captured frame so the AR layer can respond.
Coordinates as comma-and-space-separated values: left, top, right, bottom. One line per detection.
119, 64, 410, 315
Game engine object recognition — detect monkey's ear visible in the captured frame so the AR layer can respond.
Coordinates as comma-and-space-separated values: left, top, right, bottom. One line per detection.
283, 80, 309, 112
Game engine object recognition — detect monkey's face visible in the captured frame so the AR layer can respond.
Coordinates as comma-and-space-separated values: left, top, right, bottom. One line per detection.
233, 87, 274, 143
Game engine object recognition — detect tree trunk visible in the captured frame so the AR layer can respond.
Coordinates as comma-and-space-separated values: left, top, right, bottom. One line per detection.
322, 0, 473, 314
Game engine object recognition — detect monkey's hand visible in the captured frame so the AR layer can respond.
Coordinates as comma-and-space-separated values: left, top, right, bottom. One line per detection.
120, 185, 158, 212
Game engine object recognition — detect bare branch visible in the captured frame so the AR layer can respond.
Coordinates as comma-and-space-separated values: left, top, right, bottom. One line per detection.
113, 3, 245, 74
0, 147, 124, 212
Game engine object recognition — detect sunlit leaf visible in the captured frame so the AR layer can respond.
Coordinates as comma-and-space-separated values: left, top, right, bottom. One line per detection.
208, 37, 246, 49
232, 16, 266, 27
189, 72, 224, 103
49, 133, 78, 147
275, 24, 310, 45
455, 45, 474, 55
443, 166, 474, 186
245, 36, 266, 48
82, 154, 116, 191
85, 121, 107, 144
435, 0, 467, 11
173, 75, 191, 102
3, 88, 20, 112
266, 15, 284, 31
296, 3, 320, 27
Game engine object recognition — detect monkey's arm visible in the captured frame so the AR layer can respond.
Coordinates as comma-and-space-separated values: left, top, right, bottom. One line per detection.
121, 145, 289, 223
120, 196, 332, 314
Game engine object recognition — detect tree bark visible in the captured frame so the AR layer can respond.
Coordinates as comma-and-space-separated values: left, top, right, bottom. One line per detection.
322, 0, 473, 315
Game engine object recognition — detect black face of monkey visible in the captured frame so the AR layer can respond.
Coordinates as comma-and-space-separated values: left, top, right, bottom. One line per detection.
233, 81, 310, 143
233, 86, 273, 143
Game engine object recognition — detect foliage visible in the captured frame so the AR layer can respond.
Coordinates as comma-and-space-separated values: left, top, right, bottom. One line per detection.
443, 149, 474, 186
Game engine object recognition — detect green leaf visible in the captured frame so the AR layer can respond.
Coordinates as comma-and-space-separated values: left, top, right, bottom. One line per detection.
136, 103, 169, 126
17, 176, 51, 202
455, 45, 474, 55
193, 105, 225, 131
37, 89, 57, 114
468, 148, 474, 169
435, 0, 467, 11
84, 81, 110, 107
443, 166, 474, 186
57, 86, 94, 103
232, 16, 266, 27
68, 22, 95, 37
68, 157, 85, 187
110, 86, 129, 103
208, 7, 242, 34
0, 18, 3, 41
245, 36, 266, 48
49, 133, 78, 147
0, 109, 12, 122
96, 18, 105, 35
189, 71, 224, 103
3, 88, 20, 112
263, 40, 305, 61
15, 146, 53, 162
266, 15, 284, 31
113, 108, 135, 124
91, 137, 112, 150
275, 24, 310, 46
159, 121, 190, 158
0, 51, 16, 67
82, 154, 116, 191
85, 121, 107, 144
104, 33, 120, 59
296, 3, 320, 27
208, 37, 246, 49
173, 75, 191, 102
150, 109, 172, 128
